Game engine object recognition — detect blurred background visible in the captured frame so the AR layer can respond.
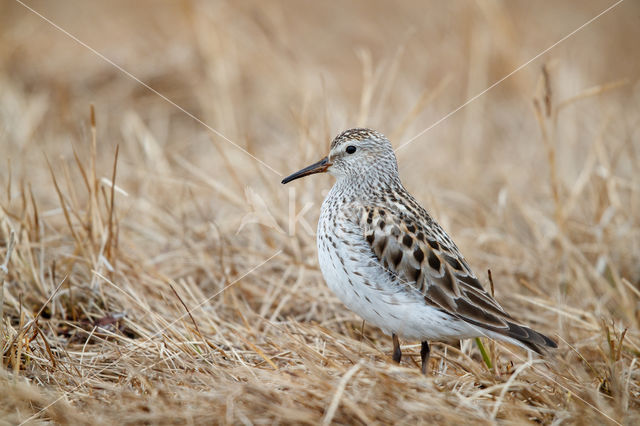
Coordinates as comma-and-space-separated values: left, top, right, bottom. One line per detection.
1, 0, 639, 423
1, 0, 638, 234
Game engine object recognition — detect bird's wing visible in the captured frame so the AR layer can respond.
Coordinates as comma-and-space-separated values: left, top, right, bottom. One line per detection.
359, 205, 555, 352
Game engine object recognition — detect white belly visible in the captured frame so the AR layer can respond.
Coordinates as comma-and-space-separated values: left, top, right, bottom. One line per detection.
317, 206, 475, 341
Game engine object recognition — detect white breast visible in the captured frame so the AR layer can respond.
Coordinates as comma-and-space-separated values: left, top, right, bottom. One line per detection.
316, 194, 475, 341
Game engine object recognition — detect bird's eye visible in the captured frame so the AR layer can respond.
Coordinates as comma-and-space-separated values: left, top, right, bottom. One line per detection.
345, 145, 357, 154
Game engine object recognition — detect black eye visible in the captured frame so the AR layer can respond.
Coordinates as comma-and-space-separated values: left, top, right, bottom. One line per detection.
345, 145, 356, 154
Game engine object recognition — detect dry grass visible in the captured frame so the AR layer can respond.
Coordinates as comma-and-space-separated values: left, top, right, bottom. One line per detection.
1, 0, 639, 424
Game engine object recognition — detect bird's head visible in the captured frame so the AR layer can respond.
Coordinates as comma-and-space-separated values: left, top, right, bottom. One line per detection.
281, 128, 398, 184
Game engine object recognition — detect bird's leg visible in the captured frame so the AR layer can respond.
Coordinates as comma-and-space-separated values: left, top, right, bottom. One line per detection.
392, 333, 402, 363
420, 341, 430, 374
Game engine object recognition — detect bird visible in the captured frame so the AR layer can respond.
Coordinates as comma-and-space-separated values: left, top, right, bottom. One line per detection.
281, 128, 557, 374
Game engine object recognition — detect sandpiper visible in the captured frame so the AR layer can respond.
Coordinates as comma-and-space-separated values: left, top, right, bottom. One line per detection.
282, 128, 556, 373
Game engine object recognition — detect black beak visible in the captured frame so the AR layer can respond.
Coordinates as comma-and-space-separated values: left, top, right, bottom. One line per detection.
281, 157, 331, 184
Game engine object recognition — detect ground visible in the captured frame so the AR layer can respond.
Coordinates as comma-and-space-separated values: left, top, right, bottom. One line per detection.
1, 1, 639, 424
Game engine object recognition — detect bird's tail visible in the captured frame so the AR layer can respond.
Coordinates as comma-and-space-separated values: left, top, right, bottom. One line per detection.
486, 321, 557, 354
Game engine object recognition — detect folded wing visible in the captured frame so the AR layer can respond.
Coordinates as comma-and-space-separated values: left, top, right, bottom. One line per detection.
359, 205, 557, 353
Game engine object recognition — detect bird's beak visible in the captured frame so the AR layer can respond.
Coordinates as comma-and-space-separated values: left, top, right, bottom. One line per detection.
281, 156, 331, 184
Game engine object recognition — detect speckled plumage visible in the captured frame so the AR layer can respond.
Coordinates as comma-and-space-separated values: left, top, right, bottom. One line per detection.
282, 128, 556, 373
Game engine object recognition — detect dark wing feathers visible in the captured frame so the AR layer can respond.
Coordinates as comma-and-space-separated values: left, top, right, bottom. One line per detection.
360, 206, 557, 353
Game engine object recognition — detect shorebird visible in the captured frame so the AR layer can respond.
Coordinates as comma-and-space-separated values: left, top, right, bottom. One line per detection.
282, 128, 556, 373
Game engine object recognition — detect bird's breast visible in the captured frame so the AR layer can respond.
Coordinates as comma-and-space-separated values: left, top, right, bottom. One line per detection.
317, 198, 418, 335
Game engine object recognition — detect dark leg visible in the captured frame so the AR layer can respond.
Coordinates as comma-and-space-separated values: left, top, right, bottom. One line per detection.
420, 341, 430, 374
392, 334, 402, 363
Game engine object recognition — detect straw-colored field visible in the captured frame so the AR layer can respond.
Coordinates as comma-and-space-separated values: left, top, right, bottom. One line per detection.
1, 1, 639, 424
